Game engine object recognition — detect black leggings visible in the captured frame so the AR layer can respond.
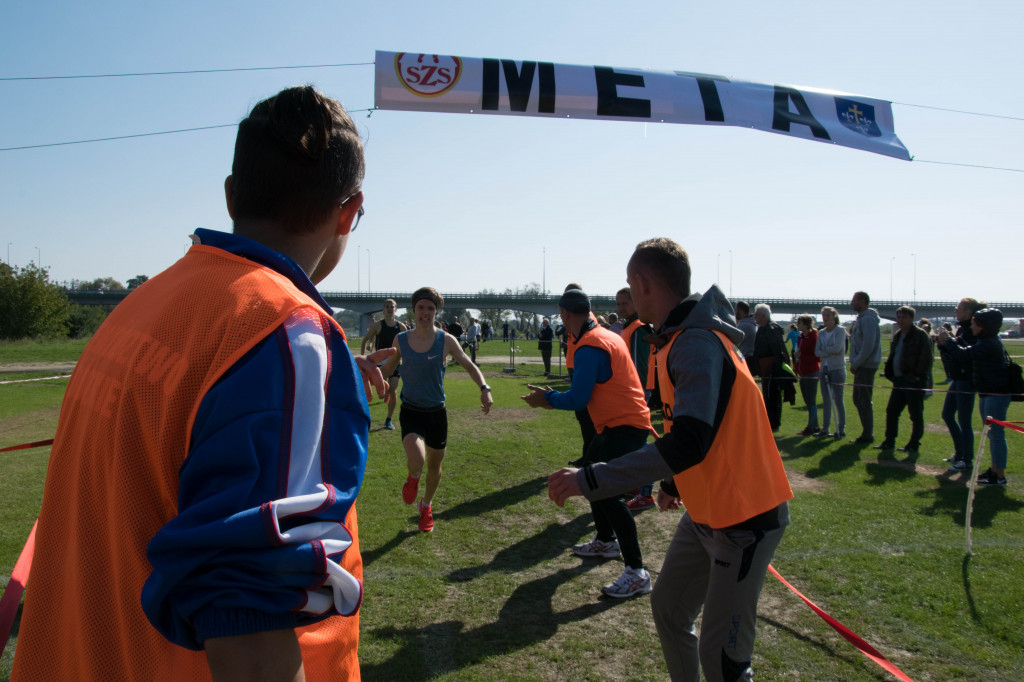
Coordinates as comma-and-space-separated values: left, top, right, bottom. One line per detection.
586, 425, 650, 569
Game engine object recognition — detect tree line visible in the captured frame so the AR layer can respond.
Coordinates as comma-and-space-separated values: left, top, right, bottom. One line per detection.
0, 264, 148, 340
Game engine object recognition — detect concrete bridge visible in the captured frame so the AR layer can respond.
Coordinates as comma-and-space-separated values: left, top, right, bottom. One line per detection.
65, 289, 1024, 335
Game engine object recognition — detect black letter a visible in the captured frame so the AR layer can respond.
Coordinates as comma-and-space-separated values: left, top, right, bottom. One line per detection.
772, 87, 830, 140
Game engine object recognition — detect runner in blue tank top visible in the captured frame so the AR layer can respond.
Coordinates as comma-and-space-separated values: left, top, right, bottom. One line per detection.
379, 287, 493, 532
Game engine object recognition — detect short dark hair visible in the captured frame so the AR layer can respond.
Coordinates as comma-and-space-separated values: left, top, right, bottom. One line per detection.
616, 286, 632, 299
853, 291, 870, 305
411, 287, 444, 310
230, 85, 365, 233
564, 282, 583, 292
735, 300, 750, 315
629, 238, 691, 298
896, 305, 916, 319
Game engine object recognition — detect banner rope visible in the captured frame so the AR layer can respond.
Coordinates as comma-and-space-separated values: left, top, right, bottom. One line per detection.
768, 564, 915, 681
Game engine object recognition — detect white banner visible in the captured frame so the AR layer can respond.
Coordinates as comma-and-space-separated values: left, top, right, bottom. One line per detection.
374, 51, 910, 160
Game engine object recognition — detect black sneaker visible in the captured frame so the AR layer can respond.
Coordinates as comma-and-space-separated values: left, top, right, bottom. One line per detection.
897, 445, 919, 453
852, 435, 874, 444
874, 441, 895, 450
977, 469, 1008, 486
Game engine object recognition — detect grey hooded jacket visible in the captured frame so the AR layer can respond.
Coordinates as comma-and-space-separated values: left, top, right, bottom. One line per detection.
575, 284, 745, 502
849, 307, 882, 371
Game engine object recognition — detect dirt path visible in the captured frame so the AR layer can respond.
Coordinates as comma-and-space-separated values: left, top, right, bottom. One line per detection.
0, 362, 77, 374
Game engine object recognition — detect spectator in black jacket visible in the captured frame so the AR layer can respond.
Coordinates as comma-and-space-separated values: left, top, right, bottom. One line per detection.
938, 298, 984, 471
937, 308, 1012, 486
538, 317, 555, 375
753, 303, 790, 431
876, 306, 933, 455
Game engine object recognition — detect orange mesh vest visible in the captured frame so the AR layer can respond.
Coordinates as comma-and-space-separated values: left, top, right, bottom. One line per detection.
13, 245, 361, 682
575, 326, 651, 433
620, 318, 644, 343
657, 329, 792, 528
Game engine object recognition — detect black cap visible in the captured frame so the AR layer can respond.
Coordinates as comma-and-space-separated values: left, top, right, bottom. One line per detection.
558, 289, 591, 314
973, 308, 1003, 333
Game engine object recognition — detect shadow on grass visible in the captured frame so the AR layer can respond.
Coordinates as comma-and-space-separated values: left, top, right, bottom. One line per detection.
361, 528, 420, 569
915, 479, 1024, 529
449, 515, 594, 582
863, 453, 920, 486
756, 615, 883, 680
361, 563, 623, 681
362, 477, 553, 568
436, 475, 549, 523
962, 554, 980, 624
778, 434, 835, 462
805, 443, 864, 478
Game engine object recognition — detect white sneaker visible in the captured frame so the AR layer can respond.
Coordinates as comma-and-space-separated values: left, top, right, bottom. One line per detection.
602, 567, 652, 598
572, 537, 620, 558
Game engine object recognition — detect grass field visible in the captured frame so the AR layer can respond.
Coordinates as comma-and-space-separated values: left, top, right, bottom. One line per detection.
2, 337, 1023, 680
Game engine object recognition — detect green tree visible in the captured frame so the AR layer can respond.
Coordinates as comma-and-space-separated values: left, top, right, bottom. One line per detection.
79, 276, 125, 291
126, 274, 149, 289
67, 304, 109, 338
0, 263, 71, 339
475, 288, 510, 331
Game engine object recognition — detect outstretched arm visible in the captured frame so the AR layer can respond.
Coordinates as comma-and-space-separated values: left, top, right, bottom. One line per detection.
360, 322, 380, 355
447, 334, 492, 414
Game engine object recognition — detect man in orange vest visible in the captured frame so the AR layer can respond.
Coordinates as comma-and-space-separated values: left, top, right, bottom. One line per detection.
13, 86, 390, 682
523, 289, 653, 598
548, 238, 793, 682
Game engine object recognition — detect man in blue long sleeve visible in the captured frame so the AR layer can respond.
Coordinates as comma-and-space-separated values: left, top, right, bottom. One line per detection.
522, 289, 653, 598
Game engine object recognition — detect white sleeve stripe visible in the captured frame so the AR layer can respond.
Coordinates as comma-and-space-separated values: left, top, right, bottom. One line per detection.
283, 311, 330, 497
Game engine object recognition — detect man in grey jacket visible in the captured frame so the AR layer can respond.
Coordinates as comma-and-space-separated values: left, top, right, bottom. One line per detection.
849, 291, 882, 443
548, 238, 792, 682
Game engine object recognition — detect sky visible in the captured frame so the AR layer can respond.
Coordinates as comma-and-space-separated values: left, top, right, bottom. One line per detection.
2, 1, 1021, 307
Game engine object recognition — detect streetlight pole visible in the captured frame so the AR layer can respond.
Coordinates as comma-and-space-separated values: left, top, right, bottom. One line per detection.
910, 252, 917, 303
890, 257, 894, 301
543, 246, 546, 294
728, 250, 733, 297
6, 242, 11, 265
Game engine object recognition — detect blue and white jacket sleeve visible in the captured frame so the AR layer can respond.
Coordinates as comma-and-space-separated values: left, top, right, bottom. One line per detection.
141, 309, 370, 650
544, 346, 606, 411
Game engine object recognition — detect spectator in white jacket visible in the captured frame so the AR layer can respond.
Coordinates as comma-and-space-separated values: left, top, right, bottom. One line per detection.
815, 306, 847, 439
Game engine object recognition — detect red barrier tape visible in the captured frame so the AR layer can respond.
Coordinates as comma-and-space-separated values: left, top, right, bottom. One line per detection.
0, 439, 54, 454
0, 519, 37, 657
983, 418, 1024, 434
768, 564, 915, 682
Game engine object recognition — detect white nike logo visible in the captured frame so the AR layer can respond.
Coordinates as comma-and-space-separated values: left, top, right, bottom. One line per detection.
428, 354, 439, 360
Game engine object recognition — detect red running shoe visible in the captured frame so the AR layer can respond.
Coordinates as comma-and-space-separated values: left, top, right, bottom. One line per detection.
626, 494, 655, 511
402, 475, 419, 505
418, 502, 434, 532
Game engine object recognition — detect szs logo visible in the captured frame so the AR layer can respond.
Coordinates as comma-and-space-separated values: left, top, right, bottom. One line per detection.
395, 53, 462, 97
835, 97, 881, 138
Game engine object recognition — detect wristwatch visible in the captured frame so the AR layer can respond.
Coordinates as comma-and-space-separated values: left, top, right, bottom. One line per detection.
480, 384, 492, 392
